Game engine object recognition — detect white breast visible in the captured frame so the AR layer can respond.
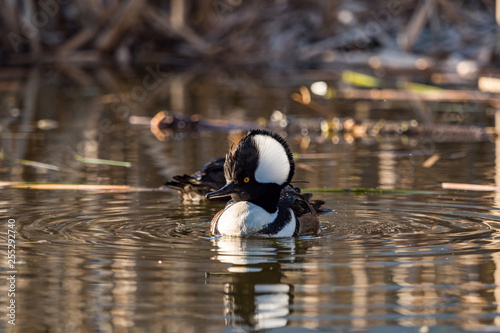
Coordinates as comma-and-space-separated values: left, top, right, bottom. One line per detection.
216, 202, 296, 237
216, 202, 277, 237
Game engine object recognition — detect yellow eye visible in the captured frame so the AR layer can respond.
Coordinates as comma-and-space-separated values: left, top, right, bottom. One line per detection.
243, 177, 250, 183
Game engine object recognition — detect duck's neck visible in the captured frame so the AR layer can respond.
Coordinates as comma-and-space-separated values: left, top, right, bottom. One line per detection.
232, 183, 282, 214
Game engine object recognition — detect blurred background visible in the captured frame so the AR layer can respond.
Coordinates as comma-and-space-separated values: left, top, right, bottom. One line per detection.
0, 0, 498, 68
1, 0, 499, 186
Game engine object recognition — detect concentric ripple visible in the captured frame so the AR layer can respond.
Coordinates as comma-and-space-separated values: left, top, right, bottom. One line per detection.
324, 198, 499, 237
16, 192, 215, 249
12, 191, 500, 254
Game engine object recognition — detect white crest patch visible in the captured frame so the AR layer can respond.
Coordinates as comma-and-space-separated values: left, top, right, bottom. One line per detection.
253, 134, 290, 185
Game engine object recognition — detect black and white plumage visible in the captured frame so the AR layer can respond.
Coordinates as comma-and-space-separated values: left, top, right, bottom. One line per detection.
206, 129, 330, 237
164, 158, 226, 201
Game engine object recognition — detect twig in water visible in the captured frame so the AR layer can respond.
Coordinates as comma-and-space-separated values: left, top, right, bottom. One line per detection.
442, 183, 500, 191
422, 154, 440, 168
0, 182, 162, 192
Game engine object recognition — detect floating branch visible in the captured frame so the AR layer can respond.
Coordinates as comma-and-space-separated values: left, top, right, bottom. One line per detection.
442, 183, 500, 191
0, 182, 162, 192
422, 154, 441, 168
1, 150, 61, 171
12, 159, 61, 171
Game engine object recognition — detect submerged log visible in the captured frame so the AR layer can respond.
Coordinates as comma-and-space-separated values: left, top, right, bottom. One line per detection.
143, 110, 495, 143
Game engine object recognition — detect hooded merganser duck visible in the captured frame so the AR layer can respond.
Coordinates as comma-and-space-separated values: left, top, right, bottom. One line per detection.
206, 129, 330, 237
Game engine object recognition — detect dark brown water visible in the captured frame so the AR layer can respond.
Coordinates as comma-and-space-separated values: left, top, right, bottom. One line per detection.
1, 67, 500, 332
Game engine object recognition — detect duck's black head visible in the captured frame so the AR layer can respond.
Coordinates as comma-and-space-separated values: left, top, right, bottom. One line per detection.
206, 129, 295, 213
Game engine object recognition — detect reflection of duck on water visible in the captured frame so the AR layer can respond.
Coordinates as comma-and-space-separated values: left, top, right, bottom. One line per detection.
209, 237, 313, 330
222, 264, 290, 330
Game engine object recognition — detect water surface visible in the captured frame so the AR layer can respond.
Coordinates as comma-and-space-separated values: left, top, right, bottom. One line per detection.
1, 68, 500, 332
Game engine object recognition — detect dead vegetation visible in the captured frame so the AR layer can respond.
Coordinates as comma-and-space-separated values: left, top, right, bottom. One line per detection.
0, 0, 497, 69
